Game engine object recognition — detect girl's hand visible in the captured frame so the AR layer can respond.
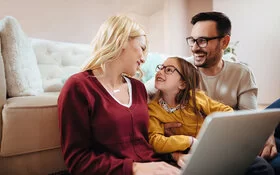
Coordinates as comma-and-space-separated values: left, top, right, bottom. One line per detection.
133, 161, 180, 175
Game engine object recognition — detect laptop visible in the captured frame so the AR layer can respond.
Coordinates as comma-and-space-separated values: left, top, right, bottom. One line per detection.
181, 109, 280, 175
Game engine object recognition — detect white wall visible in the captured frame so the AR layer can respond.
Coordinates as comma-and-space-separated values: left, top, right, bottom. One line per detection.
213, 0, 280, 104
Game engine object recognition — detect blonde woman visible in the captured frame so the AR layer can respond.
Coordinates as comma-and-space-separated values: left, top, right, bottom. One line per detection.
58, 15, 180, 175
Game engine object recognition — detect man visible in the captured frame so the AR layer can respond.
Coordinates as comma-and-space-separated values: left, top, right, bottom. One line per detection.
184, 11, 278, 174
159, 11, 277, 174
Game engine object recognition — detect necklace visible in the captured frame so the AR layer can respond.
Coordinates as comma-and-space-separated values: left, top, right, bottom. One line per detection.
158, 98, 182, 113
102, 76, 125, 94
112, 89, 120, 93
104, 84, 122, 94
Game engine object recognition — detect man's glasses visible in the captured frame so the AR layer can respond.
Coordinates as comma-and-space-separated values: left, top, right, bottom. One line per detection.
156, 64, 184, 79
186, 36, 224, 48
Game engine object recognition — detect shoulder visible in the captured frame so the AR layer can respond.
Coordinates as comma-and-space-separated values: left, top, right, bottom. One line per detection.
148, 100, 160, 112
195, 90, 207, 97
224, 61, 256, 81
127, 76, 146, 90
225, 61, 254, 74
62, 71, 92, 93
128, 76, 144, 85
148, 99, 158, 107
193, 90, 210, 102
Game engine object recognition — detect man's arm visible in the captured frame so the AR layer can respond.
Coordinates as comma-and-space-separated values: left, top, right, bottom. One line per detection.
238, 69, 277, 159
238, 89, 258, 110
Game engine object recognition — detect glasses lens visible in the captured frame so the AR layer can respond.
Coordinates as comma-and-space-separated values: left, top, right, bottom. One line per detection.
164, 66, 175, 74
156, 65, 162, 72
197, 38, 207, 47
187, 38, 194, 46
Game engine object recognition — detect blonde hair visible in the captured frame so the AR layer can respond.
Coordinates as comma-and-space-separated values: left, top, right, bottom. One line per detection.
82, 15, 147, 74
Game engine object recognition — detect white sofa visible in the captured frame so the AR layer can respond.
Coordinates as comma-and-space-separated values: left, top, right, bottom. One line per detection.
0, 16, 91, 174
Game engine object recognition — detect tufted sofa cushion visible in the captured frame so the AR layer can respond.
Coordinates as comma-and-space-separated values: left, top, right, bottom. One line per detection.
31, 38, 91, 92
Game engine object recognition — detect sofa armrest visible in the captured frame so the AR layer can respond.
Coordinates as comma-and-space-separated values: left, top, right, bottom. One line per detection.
0, 36, 7, 148
0, 40, 7, 107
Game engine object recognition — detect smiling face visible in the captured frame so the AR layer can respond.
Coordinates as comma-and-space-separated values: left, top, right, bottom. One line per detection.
119, 36, 146, 76
155, 58, 185, 95
190, 21, 225, 68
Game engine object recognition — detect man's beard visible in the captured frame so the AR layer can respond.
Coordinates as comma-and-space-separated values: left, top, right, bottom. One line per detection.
193, 47, 222, 68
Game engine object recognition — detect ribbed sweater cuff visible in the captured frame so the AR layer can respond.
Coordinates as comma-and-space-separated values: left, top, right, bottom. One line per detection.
123, 158, 133, 175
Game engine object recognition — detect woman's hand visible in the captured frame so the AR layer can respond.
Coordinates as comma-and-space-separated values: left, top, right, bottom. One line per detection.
133, 161, 180, 175
171, 152, 192, 168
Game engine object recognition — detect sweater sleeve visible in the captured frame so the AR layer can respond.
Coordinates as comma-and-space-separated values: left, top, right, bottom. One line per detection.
148, 114, 192, 153
237, 67, 258, 110
57, 76, 133, 175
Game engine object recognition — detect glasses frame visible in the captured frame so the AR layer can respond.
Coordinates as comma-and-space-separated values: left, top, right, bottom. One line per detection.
156, 64, 184, 79
186, 36, 225, 48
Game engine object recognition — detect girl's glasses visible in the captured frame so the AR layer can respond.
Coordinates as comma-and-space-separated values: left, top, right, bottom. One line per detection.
156, 64, 184, 79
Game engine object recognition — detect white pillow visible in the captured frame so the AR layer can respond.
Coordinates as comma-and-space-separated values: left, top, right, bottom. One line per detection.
0, 16, 43, 97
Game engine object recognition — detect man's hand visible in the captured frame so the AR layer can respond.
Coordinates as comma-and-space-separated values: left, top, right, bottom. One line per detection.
259, 134, 278, 160
164, 122, 182, 136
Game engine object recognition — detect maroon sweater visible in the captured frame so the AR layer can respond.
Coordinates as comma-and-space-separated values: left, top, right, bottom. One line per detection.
58, 71, 161, 175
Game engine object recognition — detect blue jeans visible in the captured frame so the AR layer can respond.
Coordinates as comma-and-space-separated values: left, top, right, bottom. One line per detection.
246, 156, 275, 175
266, 98, 280, 174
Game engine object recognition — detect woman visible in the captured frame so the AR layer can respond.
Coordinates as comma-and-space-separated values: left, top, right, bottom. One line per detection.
57, 15, 180, 175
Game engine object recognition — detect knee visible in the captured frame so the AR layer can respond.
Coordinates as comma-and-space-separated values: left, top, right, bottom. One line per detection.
245, 156, 275, 175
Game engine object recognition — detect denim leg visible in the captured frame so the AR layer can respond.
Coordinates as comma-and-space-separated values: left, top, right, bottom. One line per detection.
265, 98, 280, 138
245, 156, 275, 175
269, 153, 280, 175
265, 99, 280, 174
269, 138, 280, 175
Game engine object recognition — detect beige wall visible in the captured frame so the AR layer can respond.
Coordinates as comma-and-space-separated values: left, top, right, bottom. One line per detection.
148, 0, 212, 55
185, 0, 213, 55
0, 0, 211, 55
213, 0, 280, 104
0, 0, 154, 44
162, 0, 188, 56
1, 0, 277, 104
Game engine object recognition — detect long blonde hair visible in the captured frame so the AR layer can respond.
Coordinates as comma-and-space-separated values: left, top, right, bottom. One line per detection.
82, 15, 147, 75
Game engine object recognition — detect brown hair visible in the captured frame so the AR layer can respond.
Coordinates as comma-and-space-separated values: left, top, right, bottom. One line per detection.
153, 57, 201, 115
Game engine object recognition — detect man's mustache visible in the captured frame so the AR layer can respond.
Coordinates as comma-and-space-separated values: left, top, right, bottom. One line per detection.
193, 51, 207, 55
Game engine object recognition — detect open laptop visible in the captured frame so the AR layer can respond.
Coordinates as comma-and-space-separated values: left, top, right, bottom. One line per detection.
181, 109, 280, 175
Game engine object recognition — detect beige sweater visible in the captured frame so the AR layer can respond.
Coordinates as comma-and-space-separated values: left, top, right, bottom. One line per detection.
197, 60, 258, 110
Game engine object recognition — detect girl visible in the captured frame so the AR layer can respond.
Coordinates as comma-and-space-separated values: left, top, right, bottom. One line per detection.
148, 56, 233, 166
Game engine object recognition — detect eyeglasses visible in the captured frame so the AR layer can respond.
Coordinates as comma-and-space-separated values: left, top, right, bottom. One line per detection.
186, 36, 224, 48
156, 64, 184, 79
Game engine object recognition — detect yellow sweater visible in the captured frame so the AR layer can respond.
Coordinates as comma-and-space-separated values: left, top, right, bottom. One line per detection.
148, 90, 233, 153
